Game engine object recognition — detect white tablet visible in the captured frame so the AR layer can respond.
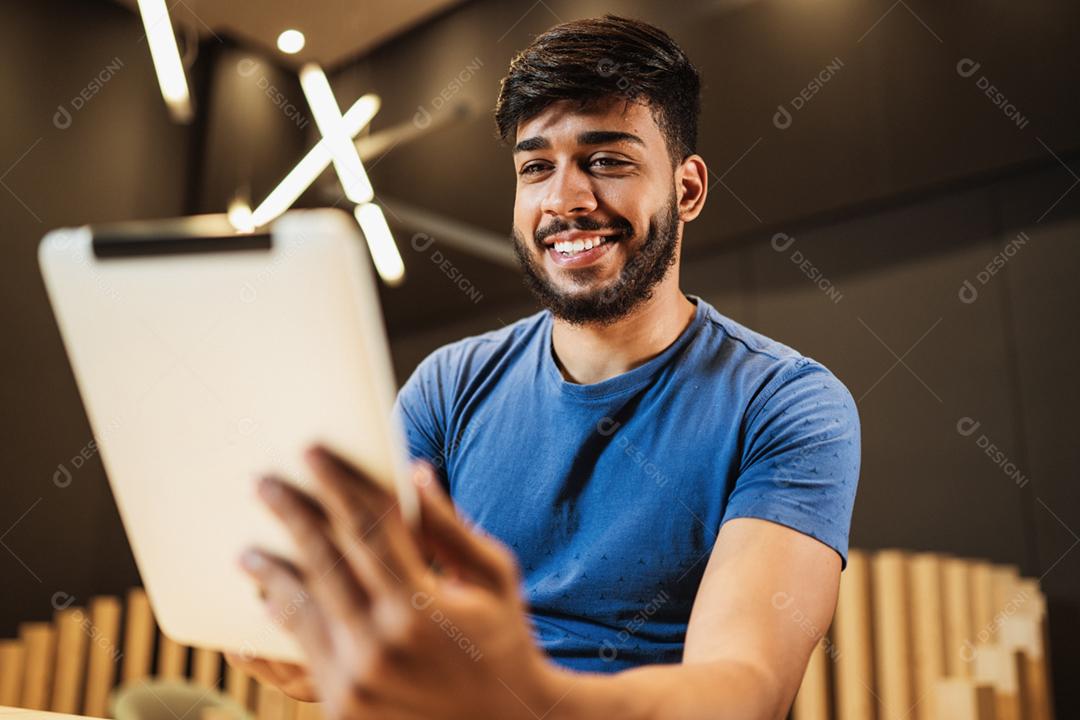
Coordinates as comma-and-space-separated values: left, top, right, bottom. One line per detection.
38, 208, 416, 663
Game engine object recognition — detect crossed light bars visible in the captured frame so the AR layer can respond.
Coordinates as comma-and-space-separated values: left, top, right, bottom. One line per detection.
241, 65, 405, 286
132, 0, 404, 285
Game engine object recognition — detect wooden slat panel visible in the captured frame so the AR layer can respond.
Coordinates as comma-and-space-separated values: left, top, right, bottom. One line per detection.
19, 623, 55, 710
50, 607, 89, 713
943, 558, 975, 678
910, 553, 946, 720
835, 549, 876, 720
0, 639, 26, 706
156, 633, 187, 680
83, 596, 121, 717
792, 638, 830, 720
121, 589, 155, 684
193, 647, 221, 689
873, 550, 913, 720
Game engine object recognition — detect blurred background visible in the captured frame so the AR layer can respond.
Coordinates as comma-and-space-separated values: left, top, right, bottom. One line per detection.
1, 0, 1078, 716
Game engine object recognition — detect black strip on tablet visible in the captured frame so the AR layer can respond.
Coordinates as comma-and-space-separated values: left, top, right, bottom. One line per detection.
93, 232, 272, 258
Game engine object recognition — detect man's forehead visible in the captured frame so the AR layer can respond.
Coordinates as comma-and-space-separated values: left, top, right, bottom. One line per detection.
513, 98, 659, 147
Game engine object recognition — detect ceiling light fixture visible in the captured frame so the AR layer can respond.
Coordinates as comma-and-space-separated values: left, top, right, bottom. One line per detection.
277, 29, 305, 55
135, 0, 193, 123
248, 94, 380, 229
299, 64, 374, 204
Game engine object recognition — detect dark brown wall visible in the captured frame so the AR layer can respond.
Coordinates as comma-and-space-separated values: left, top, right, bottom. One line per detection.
2, 0, 1078, 714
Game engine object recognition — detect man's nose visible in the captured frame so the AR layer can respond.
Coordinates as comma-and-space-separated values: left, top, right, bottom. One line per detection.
540, 166, 598, 218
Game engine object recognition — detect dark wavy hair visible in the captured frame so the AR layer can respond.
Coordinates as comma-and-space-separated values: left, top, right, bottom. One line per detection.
494, 15, 701, 166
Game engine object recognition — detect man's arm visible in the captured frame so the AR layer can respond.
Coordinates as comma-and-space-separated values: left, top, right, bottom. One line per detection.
543, 517, 839, 720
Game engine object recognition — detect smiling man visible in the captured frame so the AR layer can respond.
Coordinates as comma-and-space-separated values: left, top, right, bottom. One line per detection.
230, 15, 861, 720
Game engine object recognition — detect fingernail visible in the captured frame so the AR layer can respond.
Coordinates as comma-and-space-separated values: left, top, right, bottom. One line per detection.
258, 475, 284, 500
240, 549, 266, 571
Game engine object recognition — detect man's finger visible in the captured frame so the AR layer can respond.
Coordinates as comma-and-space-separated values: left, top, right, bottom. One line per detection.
255, 475, 375, 635
239, 548, 333, 665
305, 445, 427, 586
223, 654, 316, 701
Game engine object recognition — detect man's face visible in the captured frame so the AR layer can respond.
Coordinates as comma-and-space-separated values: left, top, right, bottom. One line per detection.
511, 98, 682, 326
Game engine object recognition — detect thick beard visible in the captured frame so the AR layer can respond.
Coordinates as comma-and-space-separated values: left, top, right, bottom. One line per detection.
511, 192, 680, 327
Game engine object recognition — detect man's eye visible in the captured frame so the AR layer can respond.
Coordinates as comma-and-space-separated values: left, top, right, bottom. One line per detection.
519, 163, 549, 175
590, 157, 628, 169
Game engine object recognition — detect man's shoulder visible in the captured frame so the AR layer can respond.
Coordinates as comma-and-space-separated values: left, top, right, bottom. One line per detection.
407, 309, 549, 386
696, 298, 803, 365
693, 298, 853, 411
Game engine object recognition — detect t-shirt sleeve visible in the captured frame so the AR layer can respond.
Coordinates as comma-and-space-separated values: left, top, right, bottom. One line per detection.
392, 350, 451, 489
721, 358, 861, 567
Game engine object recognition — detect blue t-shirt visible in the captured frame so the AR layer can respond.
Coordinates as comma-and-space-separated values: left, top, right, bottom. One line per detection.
392, 295, 860, 673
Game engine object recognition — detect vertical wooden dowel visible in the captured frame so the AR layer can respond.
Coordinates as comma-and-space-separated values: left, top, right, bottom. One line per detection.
943, 557, 975, 678
792, 637, 830, 720
282, 696, 300, 720
872, 550, 913, 720
0, 639, 26, 706
835, 549, 876, 720
19, 622, 56, 710
50, 607, 90, 713
226, 662, 252, 710
156, 632, 187, 680
973, 643, 1022, 720
934, 678, 997, 720
990, 565, 1021, 641
1001, 610, 1050, 720
83, 596, 122, 717
969, 562, 995, 647
909, 553, 946, 720
193, 647, 221, 689
121, 588, 155, 685
1016, 578, 1053, 720
200, 708, 237, 720
256, 683, 286, 720
294, 702, 324, 720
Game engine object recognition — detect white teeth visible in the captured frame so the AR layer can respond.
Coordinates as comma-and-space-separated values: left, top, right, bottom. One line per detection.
552, 235, 609, 256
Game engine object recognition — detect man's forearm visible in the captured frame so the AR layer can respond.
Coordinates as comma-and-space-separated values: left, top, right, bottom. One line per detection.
542, 659, 787, 720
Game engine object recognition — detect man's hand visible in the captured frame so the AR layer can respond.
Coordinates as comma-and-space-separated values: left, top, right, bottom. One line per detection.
222, 654, 316, 702
237, 445, 565, 720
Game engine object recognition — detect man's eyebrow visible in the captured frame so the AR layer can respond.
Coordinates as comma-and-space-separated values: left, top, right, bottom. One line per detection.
577, 130, 645, 147
513, 136, 550, 153
512, 130, 645, 154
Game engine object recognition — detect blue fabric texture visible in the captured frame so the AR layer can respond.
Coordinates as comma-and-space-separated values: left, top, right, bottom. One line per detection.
392, 295, 861, 673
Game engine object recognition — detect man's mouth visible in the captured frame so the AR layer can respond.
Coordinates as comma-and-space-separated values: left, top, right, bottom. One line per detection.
543, 232, 622, 268
551, 234, 617, 257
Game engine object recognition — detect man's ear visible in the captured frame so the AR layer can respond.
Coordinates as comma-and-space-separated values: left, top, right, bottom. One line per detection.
675, 154, 708, 223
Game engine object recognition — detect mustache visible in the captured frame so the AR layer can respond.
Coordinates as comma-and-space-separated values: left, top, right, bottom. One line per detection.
534, 216, 634, 245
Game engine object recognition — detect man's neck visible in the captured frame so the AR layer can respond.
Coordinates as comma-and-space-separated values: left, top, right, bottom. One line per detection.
550, 282, 697, 385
